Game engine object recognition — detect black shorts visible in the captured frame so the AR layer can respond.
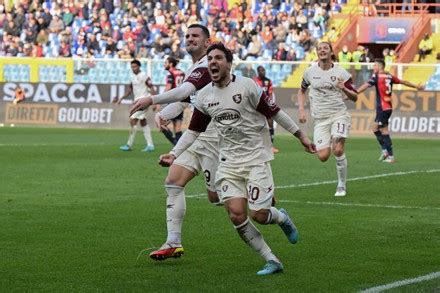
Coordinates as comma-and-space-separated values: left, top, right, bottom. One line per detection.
375, 110, 392, 127
171, 112, 184, 122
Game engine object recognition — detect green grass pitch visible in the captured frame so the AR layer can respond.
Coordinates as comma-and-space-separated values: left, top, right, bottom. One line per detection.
1, 127, 439, 291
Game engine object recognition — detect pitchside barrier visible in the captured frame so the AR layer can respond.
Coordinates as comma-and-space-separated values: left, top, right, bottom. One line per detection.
0, 58, 439, 137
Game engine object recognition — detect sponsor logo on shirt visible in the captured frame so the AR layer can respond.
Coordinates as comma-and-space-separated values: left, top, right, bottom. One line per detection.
331, 76, 337, 81
215, 109, 241, 125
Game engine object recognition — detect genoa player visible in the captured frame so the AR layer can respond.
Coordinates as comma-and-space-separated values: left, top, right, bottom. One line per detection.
357, 59, 424, 163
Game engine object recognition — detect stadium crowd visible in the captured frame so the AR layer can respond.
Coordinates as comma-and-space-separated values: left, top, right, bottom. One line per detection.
0, 0, 345, 61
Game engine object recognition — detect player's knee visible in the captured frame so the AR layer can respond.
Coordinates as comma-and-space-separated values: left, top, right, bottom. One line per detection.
229, 212, 247, 226
317, 153, 330, 162
333, 148, 344, 157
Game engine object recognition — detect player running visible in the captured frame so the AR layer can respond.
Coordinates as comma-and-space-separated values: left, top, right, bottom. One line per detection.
130, 24, 220, 261
159, 43, 316, 275
357, 59, 424, 163
297, 42, 358, 197
113, 59, 156, 152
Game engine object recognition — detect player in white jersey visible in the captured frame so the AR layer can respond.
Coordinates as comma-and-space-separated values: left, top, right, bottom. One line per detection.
113, 59, 156, 152
159, 43, 316, 275
297, 42, 358, 197
129, 24, 221, 261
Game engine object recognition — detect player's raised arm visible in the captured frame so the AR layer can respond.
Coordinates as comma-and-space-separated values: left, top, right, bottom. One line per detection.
130, 82, 196, 115
154, 102, 189, 130
159, 107, 211, 167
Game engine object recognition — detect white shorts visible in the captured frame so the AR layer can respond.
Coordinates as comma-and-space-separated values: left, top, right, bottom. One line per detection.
216, 162, 274, 211
130, 110, 149, 120
314, 112, 351, 151
174, 138, 219, 192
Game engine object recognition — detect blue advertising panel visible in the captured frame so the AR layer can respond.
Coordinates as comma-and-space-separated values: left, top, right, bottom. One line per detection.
357, 17, 418, 43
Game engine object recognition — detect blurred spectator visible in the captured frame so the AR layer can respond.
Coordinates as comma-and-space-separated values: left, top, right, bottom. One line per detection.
352, 45, 365, 84
49, 15, 64, 34
240, 63, 257, 78
338, 45, 352, 70
286, 48, 297, 61
418, 33, 433, 62
273, 42, 288, 61
243, 34, 262, 60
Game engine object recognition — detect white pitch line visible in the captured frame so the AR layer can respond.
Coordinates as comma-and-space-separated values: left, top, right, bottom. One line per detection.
360, 271, 440, 292
0, 142, 110, 147
277, 199, 440, 211
186, 169, 440, 211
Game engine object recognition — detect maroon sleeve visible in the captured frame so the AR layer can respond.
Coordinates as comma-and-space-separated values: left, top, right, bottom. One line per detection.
344, 78, 358, 93
185, 67, 212, 90
256, 91, 281, 119
391, 74, 401, 84
188, 108, 211, 132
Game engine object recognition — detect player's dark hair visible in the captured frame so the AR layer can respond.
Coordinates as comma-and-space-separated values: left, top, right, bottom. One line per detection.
167, 56, 179, 67
131, 59, 141, 67
188, 23, 210, 38
375, 58, 386, 68
207, 43, 233, 63
257, 65, 265, 71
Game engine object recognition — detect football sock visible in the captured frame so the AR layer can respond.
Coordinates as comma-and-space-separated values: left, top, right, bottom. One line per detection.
335, 153, 347, 188
142, 124, 154, 146
127, 125, 137, 147
269, 128, 275, 143
165, 185, 186, 245
382, 134, 393, 156
162, 129, 176, 145
175, 131, 183, 144
374, 130, 386, 151
235, 218, 279, 263
265, 207, 287, 225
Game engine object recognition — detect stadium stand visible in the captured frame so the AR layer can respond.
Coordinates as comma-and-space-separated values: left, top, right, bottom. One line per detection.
0, 1, 438, 88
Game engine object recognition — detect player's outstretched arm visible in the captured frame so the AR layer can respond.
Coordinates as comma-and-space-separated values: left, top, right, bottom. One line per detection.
273, 110, 316, 153
297, 88, 308, 123
159, 129, 200, 167
154, 102, 188, 130
400, 80, 425, 90
357, 82, 370, 94
130, 82, 196, 116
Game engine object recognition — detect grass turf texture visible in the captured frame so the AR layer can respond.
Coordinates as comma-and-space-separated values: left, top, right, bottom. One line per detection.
1, 127, 439, 291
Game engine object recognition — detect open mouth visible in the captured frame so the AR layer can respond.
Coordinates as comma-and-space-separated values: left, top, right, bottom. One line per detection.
210, 67, 219, 74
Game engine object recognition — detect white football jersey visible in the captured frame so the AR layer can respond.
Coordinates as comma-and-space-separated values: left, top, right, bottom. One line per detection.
301, 63, 352, 119
194, 75, 275, 166
131, 71, 152, 100
182, 55, 217, 141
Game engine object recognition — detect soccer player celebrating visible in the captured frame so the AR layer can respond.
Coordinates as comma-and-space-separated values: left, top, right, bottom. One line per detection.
113, 59, 156, 152
357, 59, 424, 163
160, 56, 186, 145
253, 65, 279, 153
159, 43, 316, 275
297, 42, 358, 197
130, 24, 220, 260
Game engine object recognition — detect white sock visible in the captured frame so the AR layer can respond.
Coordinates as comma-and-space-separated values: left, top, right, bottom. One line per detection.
235, 218, 279, 262
335, 153, 347, 188
127, 125, 137, 147
165, 185, 186, 245
142, 124, 154, 146
265, 207, 287, 225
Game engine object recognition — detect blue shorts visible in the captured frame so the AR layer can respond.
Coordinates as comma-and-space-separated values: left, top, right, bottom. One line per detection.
375, 110, 392, 127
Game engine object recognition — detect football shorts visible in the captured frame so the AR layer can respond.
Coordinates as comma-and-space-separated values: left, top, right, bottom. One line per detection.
174, 138, 219, 192
313, 111, 351, 150
130, 110, 149, 120
216, 162, 274, 211
375, 110, 392, 127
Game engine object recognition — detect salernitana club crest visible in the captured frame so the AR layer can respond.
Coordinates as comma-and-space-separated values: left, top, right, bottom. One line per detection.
232, 94, 242, 104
